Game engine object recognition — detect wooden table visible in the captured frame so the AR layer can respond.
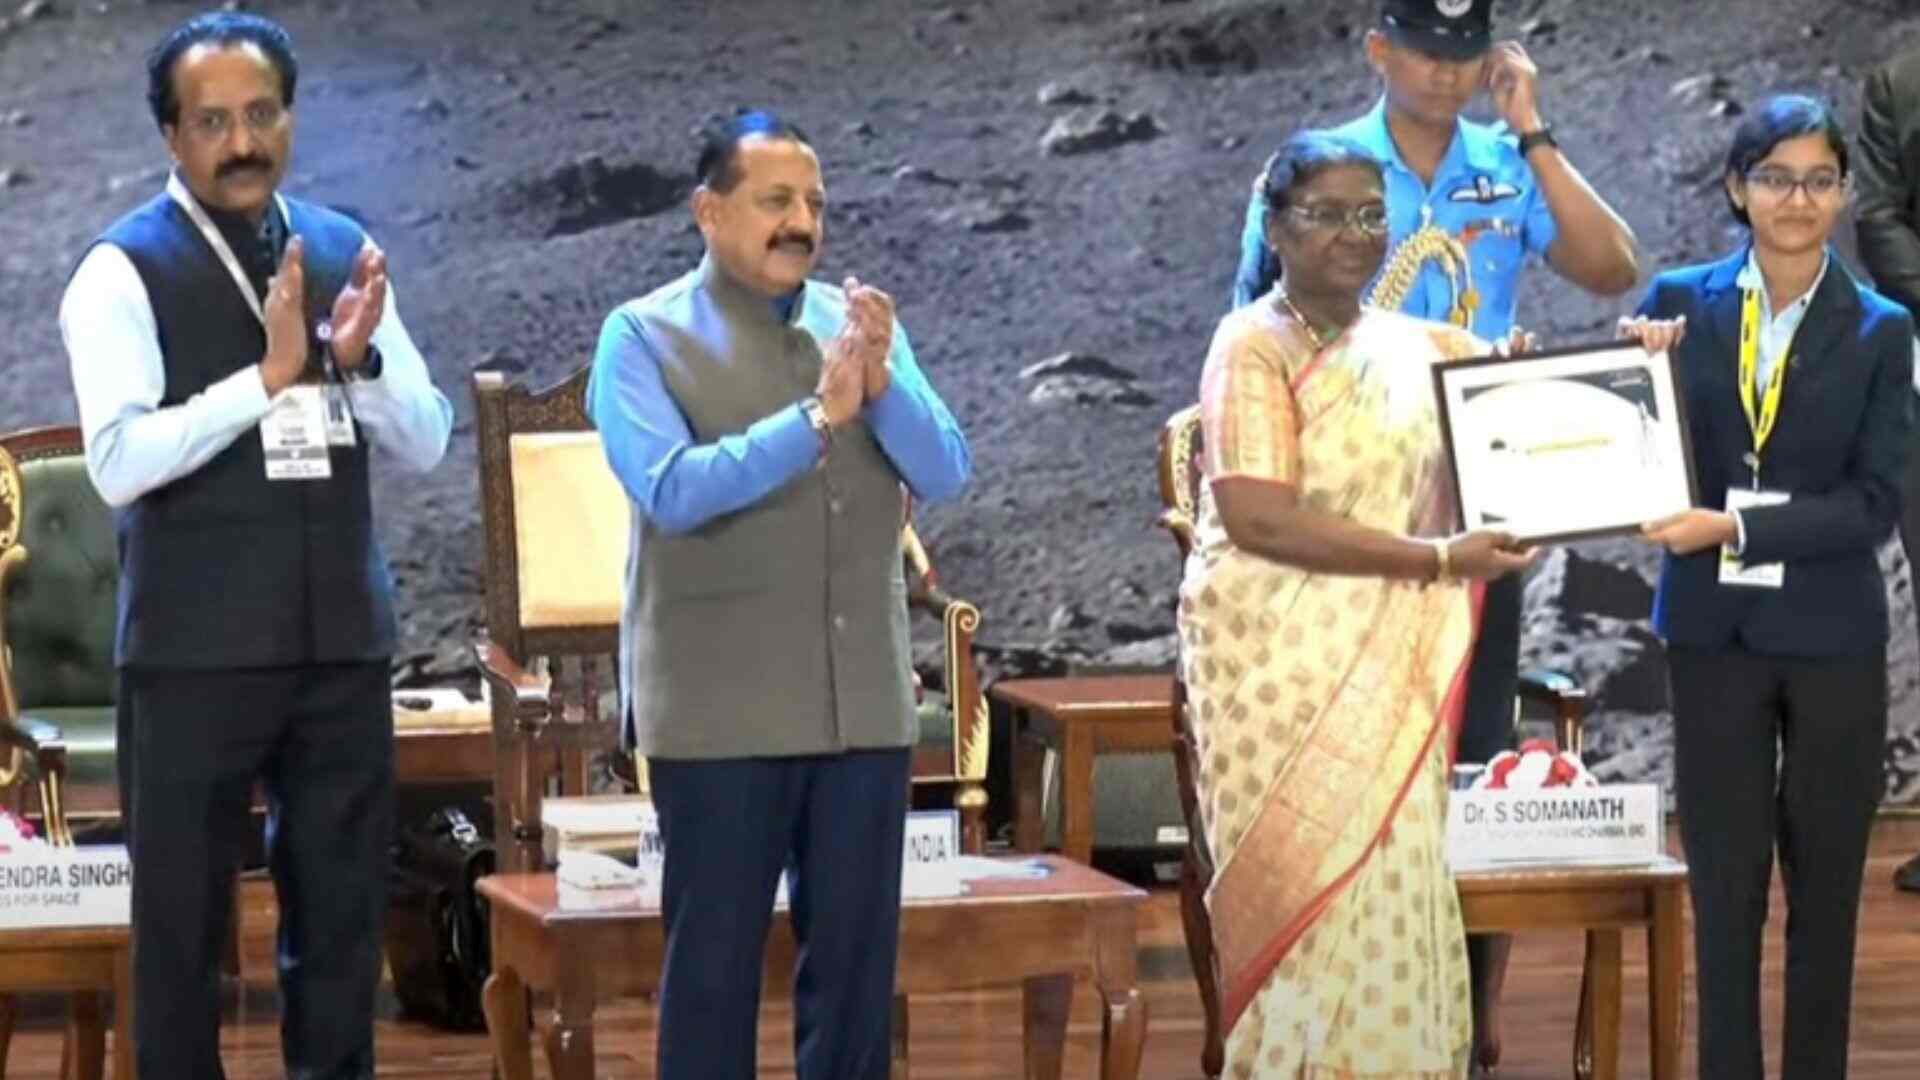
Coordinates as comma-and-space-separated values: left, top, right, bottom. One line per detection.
1457, 857, 1688, 1080
0, 924, 132, 1080
391, 721, 494, 784
477, 855, 1148, 1079
994, 675, 1176, 864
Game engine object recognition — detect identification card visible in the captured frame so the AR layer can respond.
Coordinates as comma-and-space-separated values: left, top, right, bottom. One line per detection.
1718, 487, 1789, 588
261, 386, 333, 480
322, 383, 356, 447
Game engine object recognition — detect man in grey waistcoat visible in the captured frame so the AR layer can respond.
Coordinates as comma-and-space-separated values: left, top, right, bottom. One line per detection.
585, 110, 971, 1079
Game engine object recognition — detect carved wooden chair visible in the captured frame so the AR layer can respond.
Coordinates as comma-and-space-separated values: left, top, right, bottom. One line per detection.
472, 366, 991, 874
1154, 404, 1591, 1078
0, 435, 118, 1080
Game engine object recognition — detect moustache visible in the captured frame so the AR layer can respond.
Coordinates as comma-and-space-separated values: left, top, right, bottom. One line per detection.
768, 234, 816, 254
216, 156, 273, 179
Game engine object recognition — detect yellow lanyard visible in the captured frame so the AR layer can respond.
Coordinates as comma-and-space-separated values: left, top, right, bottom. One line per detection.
1736, 287, 1790, 484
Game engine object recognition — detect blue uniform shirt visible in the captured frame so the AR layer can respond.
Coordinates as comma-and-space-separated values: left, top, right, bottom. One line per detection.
1231, 97, 1558, 340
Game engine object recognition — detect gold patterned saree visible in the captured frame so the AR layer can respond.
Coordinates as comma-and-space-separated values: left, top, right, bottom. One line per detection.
1177, 297, 1485, 1078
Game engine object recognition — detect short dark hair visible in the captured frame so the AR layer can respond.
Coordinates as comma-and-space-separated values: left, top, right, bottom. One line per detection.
1723, 93, 1849, 227
146, 12, 298, 131
695, 110, 811, 194
1258, 131, 1384, 213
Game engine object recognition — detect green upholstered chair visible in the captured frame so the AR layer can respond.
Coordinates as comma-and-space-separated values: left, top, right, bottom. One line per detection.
0, 428, 119, 1080
0, 427, 118, 845
901, 524, 990, 853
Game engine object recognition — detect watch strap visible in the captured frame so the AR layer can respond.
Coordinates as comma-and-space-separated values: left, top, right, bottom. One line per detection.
1517, 125, 1558, 157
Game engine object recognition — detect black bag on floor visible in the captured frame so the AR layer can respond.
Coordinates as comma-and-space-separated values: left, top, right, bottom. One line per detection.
385, 806, 495, 1031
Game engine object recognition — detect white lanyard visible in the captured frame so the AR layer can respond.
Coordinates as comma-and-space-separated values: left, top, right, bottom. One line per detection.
165, 172, 290, 327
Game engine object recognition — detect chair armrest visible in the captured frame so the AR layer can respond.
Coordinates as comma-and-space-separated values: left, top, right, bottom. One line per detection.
915, 588, 988, 782
473, 635, 552, 733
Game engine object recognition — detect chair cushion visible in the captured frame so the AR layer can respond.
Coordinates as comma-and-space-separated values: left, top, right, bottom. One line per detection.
917, 689, 953, 750
1043, 752, 1186, 852
18, 706, 117, 790
507, 432, 629, 628
4, 453, 118, 708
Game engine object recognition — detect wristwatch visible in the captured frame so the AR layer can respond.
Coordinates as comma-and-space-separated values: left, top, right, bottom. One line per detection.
1517, 124, 1558, 157
317, 321, 384, 381
800, 395, 833, 455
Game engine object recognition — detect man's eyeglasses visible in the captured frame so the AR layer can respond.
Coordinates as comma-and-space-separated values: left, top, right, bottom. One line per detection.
1743, 167, 1846, 202
1283, 203, 1390, 236
180, 101, 287, 142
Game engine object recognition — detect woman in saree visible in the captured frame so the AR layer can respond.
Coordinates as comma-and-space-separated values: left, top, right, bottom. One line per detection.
1178, 131, 1534, 1078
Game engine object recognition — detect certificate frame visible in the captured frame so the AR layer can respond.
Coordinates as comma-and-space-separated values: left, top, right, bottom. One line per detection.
1432, 340, 1700, 545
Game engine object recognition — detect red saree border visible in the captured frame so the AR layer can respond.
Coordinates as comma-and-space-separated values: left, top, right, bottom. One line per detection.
1217, 582, 1486, 1032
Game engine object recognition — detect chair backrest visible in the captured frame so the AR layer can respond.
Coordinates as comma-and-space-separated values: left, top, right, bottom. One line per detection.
1153, 405, 1208, 827
0, 427, 117, 713
474, 368, 624, 667
1156, 405, 1204, 560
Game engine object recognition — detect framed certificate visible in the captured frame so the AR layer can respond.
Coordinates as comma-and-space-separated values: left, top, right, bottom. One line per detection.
1433, 341, 1699, 544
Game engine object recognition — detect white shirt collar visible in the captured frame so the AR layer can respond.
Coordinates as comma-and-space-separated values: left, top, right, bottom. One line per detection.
1735, 248, 1830, 321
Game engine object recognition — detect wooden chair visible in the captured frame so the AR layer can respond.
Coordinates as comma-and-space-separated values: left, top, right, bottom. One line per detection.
471, 367, 992, 874
0, 436, 116, 1080
1154, 404, 1593, 1078
0, 438, 69, 839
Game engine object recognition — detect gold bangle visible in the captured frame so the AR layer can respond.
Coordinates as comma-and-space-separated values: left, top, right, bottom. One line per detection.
1431, 537, 1452, 582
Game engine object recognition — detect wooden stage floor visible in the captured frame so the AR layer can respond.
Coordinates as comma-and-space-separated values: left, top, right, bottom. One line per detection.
6, 820, 1918, 1078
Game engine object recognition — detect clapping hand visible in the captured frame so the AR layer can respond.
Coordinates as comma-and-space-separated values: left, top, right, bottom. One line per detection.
329, 243, 389, 370
842, 276, 895, 400
261, 236, 308, 396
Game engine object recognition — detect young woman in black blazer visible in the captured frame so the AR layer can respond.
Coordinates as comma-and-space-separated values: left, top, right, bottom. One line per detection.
1622, 94, 1913, 1080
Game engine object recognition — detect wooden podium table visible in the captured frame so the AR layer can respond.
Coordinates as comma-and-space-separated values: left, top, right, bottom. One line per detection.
0, 924, 132, 1080
477, 855, 1149, 1079
1458, 856, 1689, 1080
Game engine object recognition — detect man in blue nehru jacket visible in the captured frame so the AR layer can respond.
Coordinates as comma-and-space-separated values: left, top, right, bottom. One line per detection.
588, 110, 970, 1079
60, 12, 451, 1077
1229, 1, 1640, 1072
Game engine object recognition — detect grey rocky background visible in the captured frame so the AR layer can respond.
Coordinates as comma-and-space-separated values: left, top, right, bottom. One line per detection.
2, 0, 1916, 802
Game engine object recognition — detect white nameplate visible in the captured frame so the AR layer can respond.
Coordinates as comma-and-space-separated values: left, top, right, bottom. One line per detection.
0, 845, 132, 929
1446, 784, 1664, 870
904, 809, 960, 867
546, 799, 970, 907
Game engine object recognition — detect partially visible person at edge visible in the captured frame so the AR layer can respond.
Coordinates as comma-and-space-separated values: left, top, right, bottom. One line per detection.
1181, 129, 1536, 1079
586, 110, 970, 1080
1228, 2, 1639, 1066
59, 11, 452, 1078
1853, 43, 1920, 895
1622, 93, 1912, 1080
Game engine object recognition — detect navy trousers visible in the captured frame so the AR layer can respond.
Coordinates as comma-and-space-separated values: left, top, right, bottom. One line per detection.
119, 662, 392, 1080
648, 748, 911, 1080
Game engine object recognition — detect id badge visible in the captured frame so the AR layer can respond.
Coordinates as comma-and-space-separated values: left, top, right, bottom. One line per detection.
1718, 487, 1789, 588
260, 386, 333, 480
322, 383, 356, 447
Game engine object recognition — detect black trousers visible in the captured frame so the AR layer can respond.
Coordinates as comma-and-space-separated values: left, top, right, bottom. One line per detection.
1667, 644, 1887, 1080
118, 662, 393, 1080
1457, 573, 1523, 766
648, 748, 910, 1080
